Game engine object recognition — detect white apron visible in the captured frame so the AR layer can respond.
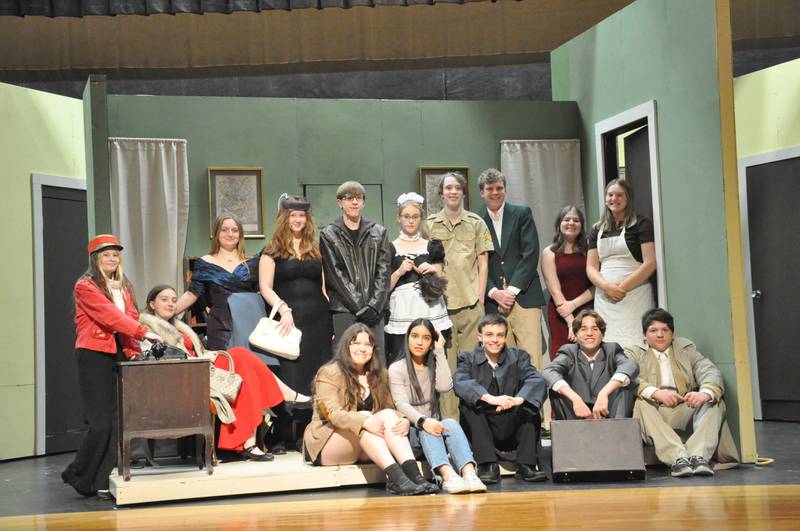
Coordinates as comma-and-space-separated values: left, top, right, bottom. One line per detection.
594, 225, 654, 349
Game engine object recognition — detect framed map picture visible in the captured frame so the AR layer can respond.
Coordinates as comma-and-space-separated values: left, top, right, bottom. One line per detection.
418, 166, 470, 213
208, 167, 264, 239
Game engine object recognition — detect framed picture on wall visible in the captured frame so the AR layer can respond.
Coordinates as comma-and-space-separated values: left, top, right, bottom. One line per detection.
419, 166, 470, 213
208, 167, 264, 239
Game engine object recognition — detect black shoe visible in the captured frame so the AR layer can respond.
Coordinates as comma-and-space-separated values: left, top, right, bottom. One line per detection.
477, 462, 500, 484
409, 476, 439, 494
61, 468, 96, 497
516, 463, 547, 482
96, 489, 114, 500
284, 393, 313, 416
270, 442, 288, 456
240, 446, 275, 462
385, 474, 427, 496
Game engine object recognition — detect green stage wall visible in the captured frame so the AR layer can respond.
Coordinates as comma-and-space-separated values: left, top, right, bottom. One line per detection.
105, 95, 579, 257
551, 0, 754, 457
0, 83, 85, 460
735, 58, 800, 158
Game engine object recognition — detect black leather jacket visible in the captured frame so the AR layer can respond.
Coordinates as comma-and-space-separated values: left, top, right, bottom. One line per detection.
320, 216, 391, 315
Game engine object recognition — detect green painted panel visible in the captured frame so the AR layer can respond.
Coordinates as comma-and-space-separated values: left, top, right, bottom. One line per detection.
550, 0, 744, 443
0, 82, 85, 459
0, 385, 35, 460
107, 95, 580, 255
735, 58, 800, 158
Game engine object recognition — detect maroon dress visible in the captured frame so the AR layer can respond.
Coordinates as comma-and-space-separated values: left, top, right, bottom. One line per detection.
547, 251, 593, 360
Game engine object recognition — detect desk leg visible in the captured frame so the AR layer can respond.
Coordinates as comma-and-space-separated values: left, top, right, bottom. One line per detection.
122, 438, 132, 481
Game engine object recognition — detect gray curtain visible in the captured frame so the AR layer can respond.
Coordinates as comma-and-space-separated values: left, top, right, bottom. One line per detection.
500, 139, 584, 252
500, 139, 583, 357
109, 137, 190, 303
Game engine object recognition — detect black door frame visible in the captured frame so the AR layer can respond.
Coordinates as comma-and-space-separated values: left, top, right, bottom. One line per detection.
32, 173, 87, 456
738, 145, 800, 420
593, 100, 667, 308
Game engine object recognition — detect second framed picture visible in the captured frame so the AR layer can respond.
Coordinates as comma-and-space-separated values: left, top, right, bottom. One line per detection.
418, 166, 470, 213
208, 167, 265, 239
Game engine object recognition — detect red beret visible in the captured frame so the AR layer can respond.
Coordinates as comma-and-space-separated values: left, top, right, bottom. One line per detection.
87, 234, 123, 255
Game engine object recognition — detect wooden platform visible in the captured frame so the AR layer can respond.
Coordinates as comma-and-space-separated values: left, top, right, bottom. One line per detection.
4, 485, 799, 529
109, 451, 516, 505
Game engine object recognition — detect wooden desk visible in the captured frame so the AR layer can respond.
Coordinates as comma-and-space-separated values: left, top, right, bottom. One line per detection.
117, 358, 214, 481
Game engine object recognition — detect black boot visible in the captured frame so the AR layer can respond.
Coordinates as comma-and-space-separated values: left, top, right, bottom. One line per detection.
401, 459, 439, 493
384, 463, 426, 496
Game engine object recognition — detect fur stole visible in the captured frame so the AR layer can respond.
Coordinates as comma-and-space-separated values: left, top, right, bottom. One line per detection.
138, 313, 205, 357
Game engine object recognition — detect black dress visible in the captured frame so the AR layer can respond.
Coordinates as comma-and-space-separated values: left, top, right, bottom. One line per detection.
188, 256, 260, 351
271, 256, 334, 395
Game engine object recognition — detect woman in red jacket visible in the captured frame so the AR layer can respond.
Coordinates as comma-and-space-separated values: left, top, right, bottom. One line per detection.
61, 235, 162, 498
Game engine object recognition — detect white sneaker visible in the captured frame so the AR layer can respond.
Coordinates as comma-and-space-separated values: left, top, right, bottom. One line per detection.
463, 474, 488, 493
441, 474, 471, 494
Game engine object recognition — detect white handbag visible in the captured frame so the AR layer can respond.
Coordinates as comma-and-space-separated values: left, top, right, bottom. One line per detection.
248, 301, 302, 360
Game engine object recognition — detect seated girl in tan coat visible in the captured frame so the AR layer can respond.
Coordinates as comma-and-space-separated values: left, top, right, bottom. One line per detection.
303, 323, 436, 495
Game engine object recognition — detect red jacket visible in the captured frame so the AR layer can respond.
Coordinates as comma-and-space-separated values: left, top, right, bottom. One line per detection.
74, 277, 148, 358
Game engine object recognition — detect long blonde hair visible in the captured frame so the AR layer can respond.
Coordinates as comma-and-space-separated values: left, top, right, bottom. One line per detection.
595, 178, 638, 231
264, 208, 321, 260
83, 251, 135, 304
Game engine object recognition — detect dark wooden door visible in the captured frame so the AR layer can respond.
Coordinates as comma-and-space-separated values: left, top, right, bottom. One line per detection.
42, 185, 88, 453
624, 126, 653, 221
746, 156, 800, 421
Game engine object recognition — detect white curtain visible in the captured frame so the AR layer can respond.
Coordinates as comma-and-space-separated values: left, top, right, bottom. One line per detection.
500, 139, 584, 252
109, 138, 190, 304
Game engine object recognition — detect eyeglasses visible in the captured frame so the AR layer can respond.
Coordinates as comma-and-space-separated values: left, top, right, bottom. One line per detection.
341, 195, 365, 202
350, 341, 374, 350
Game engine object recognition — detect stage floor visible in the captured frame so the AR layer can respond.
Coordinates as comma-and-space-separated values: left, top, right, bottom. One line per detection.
0, 421, 797, 518
2, 484, 799, 529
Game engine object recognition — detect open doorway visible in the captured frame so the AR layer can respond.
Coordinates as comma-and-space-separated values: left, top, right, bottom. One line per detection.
594, 100, 666, 307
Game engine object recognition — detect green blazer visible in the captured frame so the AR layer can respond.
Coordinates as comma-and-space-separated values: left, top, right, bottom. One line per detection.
480, 202, 545, 310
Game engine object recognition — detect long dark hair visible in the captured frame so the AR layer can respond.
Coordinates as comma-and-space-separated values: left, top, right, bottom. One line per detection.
143, 285, 178, 323
400, 318, 441, 419
321, 323, 392, 412
550, 205, 588, 254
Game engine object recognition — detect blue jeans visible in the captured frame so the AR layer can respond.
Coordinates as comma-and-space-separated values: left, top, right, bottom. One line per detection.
410, 418, 476, 475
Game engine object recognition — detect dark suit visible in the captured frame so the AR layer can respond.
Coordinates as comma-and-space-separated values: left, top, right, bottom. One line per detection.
454, 346, 546, 465
542, 342, 638, 420
480, 202, 546, 369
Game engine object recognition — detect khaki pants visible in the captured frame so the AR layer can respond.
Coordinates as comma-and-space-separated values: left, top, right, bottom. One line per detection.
634, 398, 726, 465
503, 304, 543, 371
503, 304, 550, 427
440, 301, 484, 421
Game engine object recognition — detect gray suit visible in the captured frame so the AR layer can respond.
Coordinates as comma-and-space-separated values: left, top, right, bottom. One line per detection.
542, 342, 637, 420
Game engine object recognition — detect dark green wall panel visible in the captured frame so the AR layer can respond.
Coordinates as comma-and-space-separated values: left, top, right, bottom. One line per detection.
107, 95, 579, 257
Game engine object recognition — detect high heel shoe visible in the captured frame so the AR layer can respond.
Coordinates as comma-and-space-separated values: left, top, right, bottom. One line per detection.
284, 392, 313, 415
240, 446, 274, 462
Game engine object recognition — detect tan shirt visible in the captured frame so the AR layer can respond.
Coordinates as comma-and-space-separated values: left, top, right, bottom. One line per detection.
427, 209, 494, 310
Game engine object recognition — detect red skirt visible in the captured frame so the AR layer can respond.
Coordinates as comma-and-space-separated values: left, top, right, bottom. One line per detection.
215, 346, 284, 451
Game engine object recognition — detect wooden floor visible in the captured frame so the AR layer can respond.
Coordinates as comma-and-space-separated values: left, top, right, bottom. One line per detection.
2, 484, 798, 530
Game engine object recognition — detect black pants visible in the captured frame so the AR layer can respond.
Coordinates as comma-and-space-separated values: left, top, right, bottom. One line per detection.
549, 386, 634, 420
62, 348, 118, 494
460, 402, 540, 466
